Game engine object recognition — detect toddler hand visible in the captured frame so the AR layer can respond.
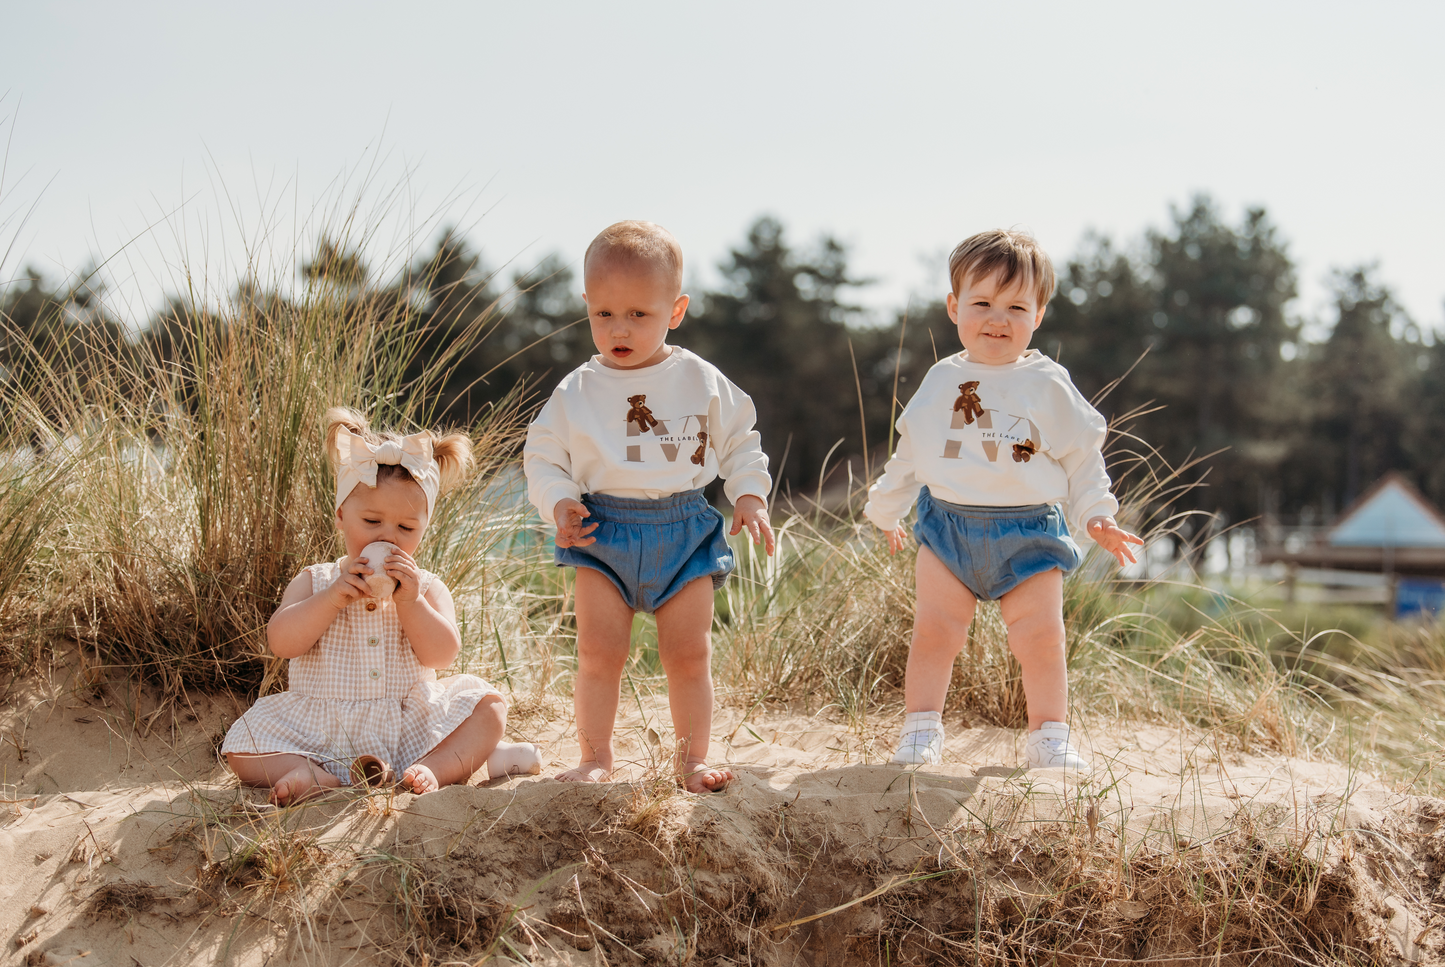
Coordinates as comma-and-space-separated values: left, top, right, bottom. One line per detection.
882, 525, 909, 556
730, 494, 775, 556
324, 556, 374, 609
553, 498, 598, 548
384, 547, 423, 604
1086, 516, 1145, 567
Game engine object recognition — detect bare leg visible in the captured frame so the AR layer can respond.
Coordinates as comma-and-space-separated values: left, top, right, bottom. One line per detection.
998, 568, 1067, 732
903, 546, 978, 713
655, 577, 730, 792
403, 693, 507, 794
558, 567, 635, 783
226, 752, 340, 806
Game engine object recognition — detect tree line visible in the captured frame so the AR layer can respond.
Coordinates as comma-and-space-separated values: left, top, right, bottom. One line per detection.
4, 195, 1441, 534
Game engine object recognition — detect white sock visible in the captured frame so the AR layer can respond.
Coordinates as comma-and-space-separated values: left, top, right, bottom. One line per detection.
487, 741, 543, 779
900, 710, 943, 736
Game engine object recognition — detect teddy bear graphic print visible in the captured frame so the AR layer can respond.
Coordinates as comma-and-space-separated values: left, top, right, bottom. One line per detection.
941, 383, 1043, 465
622, 394, 710, 466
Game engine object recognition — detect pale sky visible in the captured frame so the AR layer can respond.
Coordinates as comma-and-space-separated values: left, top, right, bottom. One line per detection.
3, 1, 1442, 333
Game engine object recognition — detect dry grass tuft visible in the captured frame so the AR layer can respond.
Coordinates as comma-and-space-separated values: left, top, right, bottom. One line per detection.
87, 880, 168, 921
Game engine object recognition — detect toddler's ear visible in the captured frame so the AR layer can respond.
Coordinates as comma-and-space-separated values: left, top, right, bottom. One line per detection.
669, 293, 690, 329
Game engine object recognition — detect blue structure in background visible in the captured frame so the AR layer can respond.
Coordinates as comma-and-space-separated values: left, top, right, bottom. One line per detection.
1396, 577, 1445, 620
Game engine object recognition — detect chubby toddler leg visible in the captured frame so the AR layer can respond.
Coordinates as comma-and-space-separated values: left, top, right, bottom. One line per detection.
226, 752, 340, 806
998, 568, 1068, 732
404, 694, 507, 794
904, 546, 979, 713
558, 567, 635, 783
656, 576, 731, 792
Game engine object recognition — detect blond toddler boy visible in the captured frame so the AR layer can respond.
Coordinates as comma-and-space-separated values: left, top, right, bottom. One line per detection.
863, 230, 1142, 771
524, 221, 775, 793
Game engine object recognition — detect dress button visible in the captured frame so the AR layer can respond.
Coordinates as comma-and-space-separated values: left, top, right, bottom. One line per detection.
367, 636, 379, 647
369, 669, 380, 680
365, 602, 377, 612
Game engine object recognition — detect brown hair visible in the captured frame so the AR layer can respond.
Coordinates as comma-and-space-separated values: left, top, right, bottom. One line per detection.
583, 220, 684, 290
947, 229, 1056, 305
323, 406, 473, 496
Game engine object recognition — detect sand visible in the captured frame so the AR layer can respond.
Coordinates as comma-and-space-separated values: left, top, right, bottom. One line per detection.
2, 670, 1442, 966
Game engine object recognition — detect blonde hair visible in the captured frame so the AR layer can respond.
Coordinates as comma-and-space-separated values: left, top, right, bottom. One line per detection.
948, 229, 1056, 305
323, 406, 473, 497
583, 220, 684, 290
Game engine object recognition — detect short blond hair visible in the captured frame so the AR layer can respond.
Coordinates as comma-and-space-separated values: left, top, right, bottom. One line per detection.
583, 220, 684, 290
948, 229, 1056, 305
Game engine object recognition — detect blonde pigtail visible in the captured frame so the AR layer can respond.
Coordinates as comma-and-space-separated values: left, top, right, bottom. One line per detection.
431, 431, 475, 495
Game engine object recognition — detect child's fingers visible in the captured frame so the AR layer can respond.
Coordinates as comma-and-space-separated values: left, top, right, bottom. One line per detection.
1124, 532, 1145, 546
760, 520, 776, 556
338, 574, 369, 597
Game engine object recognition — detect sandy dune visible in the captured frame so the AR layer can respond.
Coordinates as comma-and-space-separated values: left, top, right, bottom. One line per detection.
2, 673, 1441, 966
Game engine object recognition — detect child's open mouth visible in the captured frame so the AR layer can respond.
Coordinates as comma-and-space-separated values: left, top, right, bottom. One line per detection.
612, 347, 633, 357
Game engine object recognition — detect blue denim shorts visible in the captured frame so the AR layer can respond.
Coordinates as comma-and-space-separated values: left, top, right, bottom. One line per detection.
912, 487, 1082, 601
554, 489, 734, 614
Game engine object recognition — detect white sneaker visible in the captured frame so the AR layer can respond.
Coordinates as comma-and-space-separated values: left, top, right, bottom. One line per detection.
1026, 722, 1090, 772
891, 711, 944, 766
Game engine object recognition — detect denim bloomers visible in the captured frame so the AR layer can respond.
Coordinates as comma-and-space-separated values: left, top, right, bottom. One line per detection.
554, 489, 734, 614
913, 487, 1082, 601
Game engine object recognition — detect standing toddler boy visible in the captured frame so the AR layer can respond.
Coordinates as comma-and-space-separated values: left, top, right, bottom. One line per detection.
524, 221, 775, 792
864, 229, 1142, 771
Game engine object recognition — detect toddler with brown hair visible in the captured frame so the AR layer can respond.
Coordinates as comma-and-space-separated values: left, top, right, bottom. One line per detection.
864, 230, 1142, 772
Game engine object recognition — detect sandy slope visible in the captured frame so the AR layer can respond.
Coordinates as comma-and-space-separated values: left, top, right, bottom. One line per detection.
1, 672, 1442, 966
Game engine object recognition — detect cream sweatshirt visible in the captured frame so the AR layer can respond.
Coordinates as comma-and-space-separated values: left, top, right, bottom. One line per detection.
524, 347, 771, 524
863, 350, 1118, 540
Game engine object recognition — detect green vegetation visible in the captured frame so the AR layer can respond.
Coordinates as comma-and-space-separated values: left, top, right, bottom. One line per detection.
4, 180, 1443, 967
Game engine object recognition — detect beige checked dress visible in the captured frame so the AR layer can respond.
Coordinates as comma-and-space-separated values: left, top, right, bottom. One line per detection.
221, 560, 500, 783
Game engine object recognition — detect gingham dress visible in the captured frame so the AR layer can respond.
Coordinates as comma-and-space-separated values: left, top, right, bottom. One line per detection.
221, 560, 500, 783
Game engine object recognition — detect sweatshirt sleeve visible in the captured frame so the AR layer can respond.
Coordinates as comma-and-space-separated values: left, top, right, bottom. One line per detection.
712, 375, 772, 506
523, 393, 583, 525
863, 415, 922, 531
1054, 398, 1118, 542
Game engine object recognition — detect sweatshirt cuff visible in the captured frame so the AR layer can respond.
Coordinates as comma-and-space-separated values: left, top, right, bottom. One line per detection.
535, 480, 583, 525
723, 473, 772, 509
862, 502, 901, 533
1072, 497, 1120, 543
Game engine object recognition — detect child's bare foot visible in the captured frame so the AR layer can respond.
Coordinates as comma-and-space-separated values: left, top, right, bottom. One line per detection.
556, 760, 611, 783
272, 765, 341, 805
487, 741, 543, 779
401, 764, 440, 794
680, 758, 733, 793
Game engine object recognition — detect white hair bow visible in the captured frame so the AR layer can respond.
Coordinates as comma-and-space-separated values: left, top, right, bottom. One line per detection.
334, 427, 441, 516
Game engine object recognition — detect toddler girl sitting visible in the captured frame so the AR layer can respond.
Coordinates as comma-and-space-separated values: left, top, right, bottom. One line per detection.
222, 407, 541, 804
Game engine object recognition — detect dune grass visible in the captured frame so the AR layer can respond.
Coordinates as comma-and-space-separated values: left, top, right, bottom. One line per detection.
2, 163, 1444, 962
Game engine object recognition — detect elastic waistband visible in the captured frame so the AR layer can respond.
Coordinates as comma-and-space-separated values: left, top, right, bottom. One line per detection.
921, 487, 1053, 520
581, 489, 711, 524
